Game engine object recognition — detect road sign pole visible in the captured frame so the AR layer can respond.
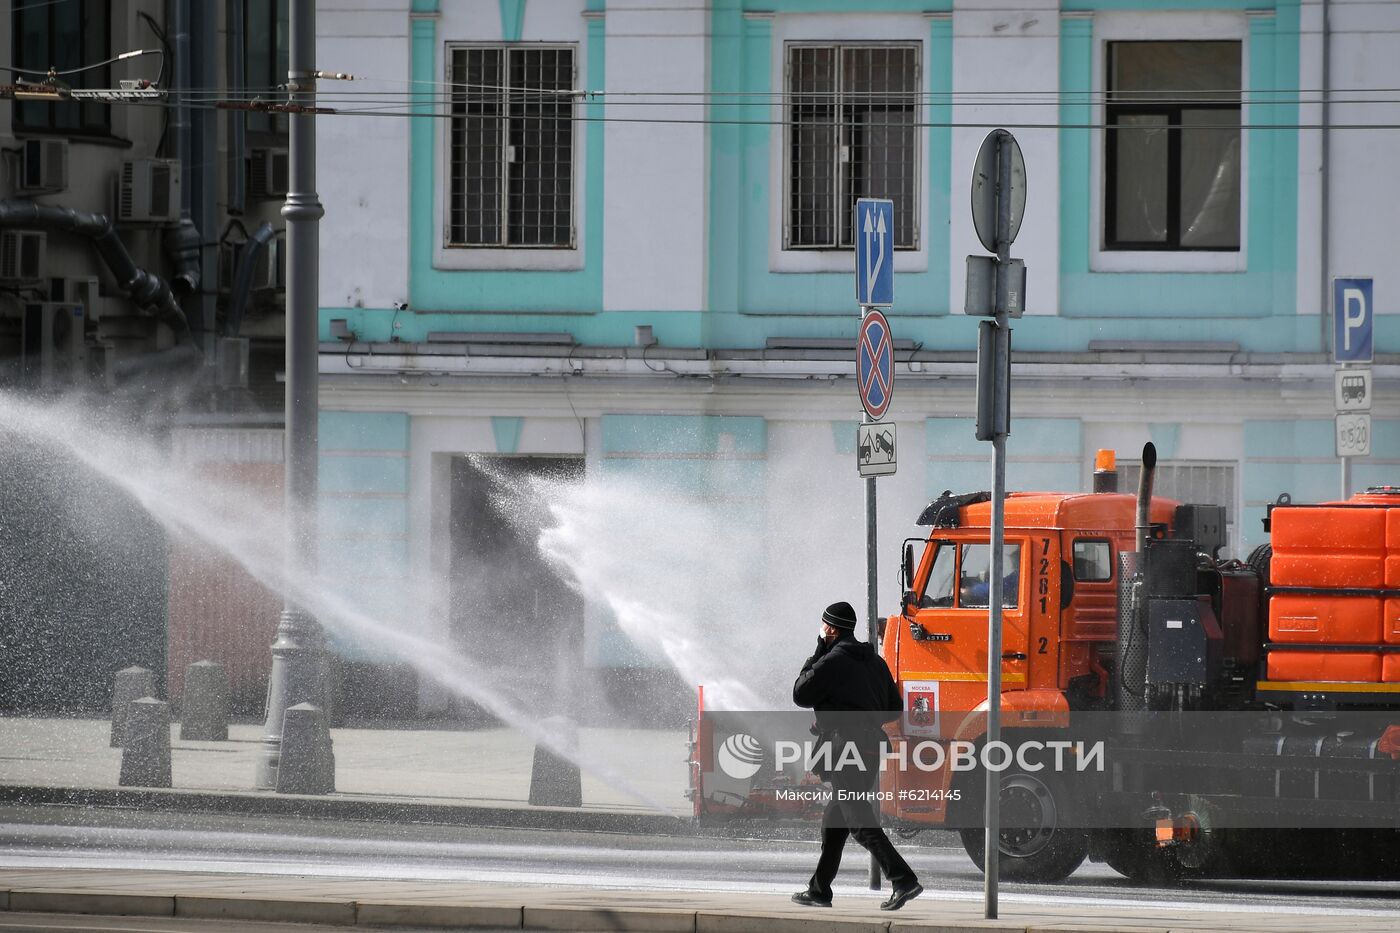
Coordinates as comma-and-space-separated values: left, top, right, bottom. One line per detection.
983, 129, 1015, 922
854, 200, 895, 893
865, 397, 881, 892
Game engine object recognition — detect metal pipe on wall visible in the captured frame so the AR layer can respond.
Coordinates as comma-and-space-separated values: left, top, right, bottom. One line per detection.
190, 0, 220, 349
226, 0, 248, 216
1320, 0, 1331, 353
162, 0, 204, 343
0, 200, 194, 346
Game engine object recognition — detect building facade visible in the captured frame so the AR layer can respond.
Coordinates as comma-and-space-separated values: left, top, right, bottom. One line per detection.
6, 0, 1399, 718
0, 0, 292, 712
312, 0, 1399, 713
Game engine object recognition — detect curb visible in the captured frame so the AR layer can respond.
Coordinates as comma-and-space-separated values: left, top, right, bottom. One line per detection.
0, 784, 691, 836
0, 890, 1042, 933
0, 886, 1319, 933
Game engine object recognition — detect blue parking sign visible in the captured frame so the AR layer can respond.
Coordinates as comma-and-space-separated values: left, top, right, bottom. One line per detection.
1334, 278, 1373, 364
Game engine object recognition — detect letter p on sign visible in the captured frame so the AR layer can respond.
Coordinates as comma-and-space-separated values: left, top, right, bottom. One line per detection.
1334, 278, 1374, 364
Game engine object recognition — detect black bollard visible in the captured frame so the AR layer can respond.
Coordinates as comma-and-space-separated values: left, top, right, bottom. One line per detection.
275, 703, 336, 795
119, 698, 172, 788
180, 660, 229, 741
528, 717, 582, 808
110, 666, 156, 748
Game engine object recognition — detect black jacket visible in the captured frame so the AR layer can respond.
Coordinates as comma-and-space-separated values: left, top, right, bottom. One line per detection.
793, 635, 902, 779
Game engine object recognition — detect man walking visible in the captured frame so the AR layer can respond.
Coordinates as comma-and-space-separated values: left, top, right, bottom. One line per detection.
791, 601, 922, 911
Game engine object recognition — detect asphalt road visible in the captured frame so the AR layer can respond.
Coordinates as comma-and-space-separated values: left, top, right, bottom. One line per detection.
1, 807, 1399, 921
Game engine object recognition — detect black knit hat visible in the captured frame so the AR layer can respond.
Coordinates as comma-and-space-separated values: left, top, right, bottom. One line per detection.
822, 601, 858, 631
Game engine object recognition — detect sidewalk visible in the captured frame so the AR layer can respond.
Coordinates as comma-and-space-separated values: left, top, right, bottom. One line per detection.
0, 717, 692, 832
0, 866, 1395, 933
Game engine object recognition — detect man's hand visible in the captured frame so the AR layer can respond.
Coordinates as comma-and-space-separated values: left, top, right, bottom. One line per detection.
801, 635, 832, 672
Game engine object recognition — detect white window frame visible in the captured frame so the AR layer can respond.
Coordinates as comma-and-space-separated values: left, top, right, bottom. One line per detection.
782, 41, 922, 252
1089, 12, 1251, 274
767, 14, 930, 275
434, 35, 586, 272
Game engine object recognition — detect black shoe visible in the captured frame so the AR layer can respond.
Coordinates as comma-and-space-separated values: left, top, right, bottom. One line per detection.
879, 882, 923, 911
791, 890, 832, 908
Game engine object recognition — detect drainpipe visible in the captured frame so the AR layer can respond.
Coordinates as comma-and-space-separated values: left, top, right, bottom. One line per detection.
226, 0, 248, 216
1320, 0, 1331, 352
0, 201, 195, 347
163, 0, 203, 340
225, 222, 275, 337
189, 0, 220, 350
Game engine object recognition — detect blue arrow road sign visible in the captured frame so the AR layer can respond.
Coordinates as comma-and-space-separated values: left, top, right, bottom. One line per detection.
858, 310, 894, 420
855, 198, 894, 307
1334, 277, 1373, 364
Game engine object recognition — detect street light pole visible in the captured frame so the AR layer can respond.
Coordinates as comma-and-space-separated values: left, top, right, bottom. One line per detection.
254, 0, 331, 791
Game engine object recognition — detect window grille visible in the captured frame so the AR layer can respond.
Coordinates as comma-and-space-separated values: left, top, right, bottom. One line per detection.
1118, 460, 1237, 551
785, 43, 919, 250
1105, 41, 1241, 251
447, 45, 576, 249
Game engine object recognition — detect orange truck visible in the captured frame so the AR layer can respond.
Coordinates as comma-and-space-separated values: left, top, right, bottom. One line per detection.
878, 443, 1400, 881
690, 443, 1400, 881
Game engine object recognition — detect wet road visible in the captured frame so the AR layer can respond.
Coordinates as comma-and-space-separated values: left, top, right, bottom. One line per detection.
0, 807, 1398, 920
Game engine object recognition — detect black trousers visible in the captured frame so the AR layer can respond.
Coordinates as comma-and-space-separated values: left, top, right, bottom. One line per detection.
807, 773, 917, 900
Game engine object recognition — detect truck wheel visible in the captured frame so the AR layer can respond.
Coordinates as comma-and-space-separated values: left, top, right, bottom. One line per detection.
958, 769, 1088, 883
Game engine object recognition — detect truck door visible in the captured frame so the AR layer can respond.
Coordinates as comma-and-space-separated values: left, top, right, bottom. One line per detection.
904, 540, 1029, 715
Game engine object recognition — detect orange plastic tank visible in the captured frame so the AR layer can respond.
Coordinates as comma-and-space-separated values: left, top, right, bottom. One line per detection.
1387, 508, 1400, 587
1385, 655, 1400, 683
1270, 507, 1385, 588
1267, 651, 1381, 683
1388, 600, 1400, 645
1268, 595, 1381, 644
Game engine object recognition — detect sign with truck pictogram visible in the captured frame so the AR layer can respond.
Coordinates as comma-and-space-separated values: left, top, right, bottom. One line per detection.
857, 421, 897, 477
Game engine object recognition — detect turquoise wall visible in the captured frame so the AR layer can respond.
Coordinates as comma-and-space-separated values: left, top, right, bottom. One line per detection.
926, 417, 1084, 498
1238, 418, 1400, 551
318, 411, 411, 658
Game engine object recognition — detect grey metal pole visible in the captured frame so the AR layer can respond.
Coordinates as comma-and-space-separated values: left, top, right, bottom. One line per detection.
865, 443, 881, 891
983, 130, 1014, 921
255, 0, 331, 791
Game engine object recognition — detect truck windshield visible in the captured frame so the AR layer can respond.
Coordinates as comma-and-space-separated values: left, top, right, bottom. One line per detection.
958, 543, 1021, 608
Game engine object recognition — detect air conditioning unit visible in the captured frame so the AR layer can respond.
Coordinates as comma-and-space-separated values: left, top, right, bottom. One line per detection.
16, 138, 69, 195
117, 158, 181, 223
249, 148, 290, 199
22, 302, 86, 390
49, 274, 109, 322
0, 230, 45, 282
255, 235, 286, 292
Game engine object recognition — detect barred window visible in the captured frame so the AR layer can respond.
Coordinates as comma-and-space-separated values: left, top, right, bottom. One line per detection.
447, 46, 575, 249
1105, 41, 1241, 251
785, 43, 919, 250
1118, 460, 1237, 550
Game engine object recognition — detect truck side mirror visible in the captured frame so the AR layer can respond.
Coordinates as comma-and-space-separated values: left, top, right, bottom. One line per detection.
903, 543, 914, 589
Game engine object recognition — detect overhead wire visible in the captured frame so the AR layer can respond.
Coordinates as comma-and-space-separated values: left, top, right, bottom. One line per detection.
83, 94, 1400, 130
0, 48, 163, 79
